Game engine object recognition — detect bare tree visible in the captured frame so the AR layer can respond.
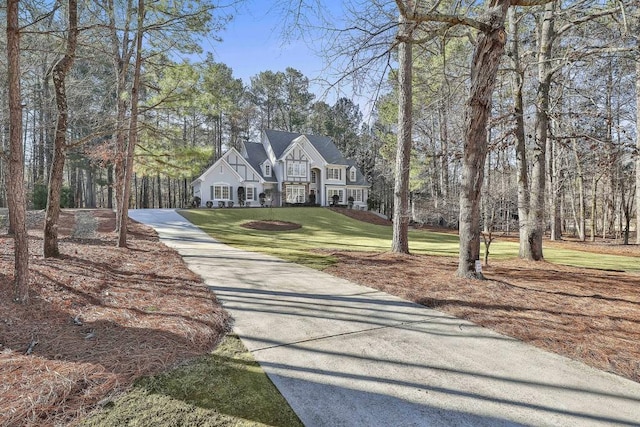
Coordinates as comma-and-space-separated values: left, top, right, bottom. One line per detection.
636, 28, 640, 245
6, 0, 29, 302
392, 8, 413, 254
117, 0, 144, 248
506, 7, 531, 254
44, 0, 79, 258
522, 1, 555, 261
103, 0, 136, 233
456, 0, 512, 278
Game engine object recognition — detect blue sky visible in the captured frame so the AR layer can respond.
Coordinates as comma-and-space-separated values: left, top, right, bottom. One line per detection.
196, 0, 354, 103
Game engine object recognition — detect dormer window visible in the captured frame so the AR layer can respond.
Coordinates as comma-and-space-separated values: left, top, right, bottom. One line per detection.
264, 163, 271, 177
349, 167, 356, 182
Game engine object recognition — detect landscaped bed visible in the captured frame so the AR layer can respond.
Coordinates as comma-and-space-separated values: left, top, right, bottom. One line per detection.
0, 210, 231, 426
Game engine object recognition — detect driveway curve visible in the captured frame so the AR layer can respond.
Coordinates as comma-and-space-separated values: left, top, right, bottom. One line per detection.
129, 209, 640, 427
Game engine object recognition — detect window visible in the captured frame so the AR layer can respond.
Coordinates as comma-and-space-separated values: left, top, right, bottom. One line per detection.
348, 188, 363, 202
213, 185, 231, 200
350, 168, 356, 182
287, 161, 306, 178
311, 170, 317, 183
327, 167, 341, 180
246, 186, 255, 201
264, 164, 271, 177
286, 186, 306, 203
328, 189, 344, 204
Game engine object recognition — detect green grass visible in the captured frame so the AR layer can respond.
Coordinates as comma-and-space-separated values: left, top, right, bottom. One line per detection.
79, 334, 303, 427
180, 207, 640, 273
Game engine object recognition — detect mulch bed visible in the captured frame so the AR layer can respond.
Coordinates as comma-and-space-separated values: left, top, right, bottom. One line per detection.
329, 207, 392, 226
241, 220, 301, 231
0, 210, 230, 426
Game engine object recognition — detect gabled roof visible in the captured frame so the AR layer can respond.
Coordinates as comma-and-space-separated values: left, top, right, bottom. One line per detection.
264, 129, 348, 165
243, 142, 278, 183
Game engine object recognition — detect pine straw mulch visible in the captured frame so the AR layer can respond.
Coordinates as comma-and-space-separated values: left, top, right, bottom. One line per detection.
0, 210, 231, 427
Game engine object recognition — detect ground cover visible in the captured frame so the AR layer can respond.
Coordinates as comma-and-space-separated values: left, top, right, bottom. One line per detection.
0, 210, 297, 427
182, 207, 640, 384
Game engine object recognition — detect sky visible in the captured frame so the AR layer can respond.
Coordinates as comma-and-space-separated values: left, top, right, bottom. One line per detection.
194, 0, 364, 105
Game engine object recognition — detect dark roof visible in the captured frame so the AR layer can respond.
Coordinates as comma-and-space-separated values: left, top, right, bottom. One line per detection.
263, 129, 348, 164
243, 142, 278, 182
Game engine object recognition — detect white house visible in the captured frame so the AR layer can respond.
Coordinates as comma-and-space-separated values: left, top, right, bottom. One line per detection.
191, 129, 370, 208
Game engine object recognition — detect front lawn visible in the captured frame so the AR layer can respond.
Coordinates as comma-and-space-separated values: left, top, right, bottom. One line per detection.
180, 207, 640, 273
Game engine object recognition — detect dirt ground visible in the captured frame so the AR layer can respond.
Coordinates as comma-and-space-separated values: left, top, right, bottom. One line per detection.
0, 210, 230, 426
1, 208, 639, 426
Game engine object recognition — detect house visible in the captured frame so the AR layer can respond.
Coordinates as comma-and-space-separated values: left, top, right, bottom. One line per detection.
191, 129, 370, 209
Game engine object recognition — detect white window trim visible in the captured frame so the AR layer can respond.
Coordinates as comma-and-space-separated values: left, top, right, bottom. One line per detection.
348, 188, 364, 202
246, 186, 256, 201
327, 167, 341, 180
264, 163, 272, 177
286, 185, 306, 203
287, 161, 306, 178
213, 184, 232, 200
349, 167, 356, 182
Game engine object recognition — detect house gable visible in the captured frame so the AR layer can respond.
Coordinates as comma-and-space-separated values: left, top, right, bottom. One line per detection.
292, 135, 325, 166
222, 148, 262, 183
283, 143, 310, 182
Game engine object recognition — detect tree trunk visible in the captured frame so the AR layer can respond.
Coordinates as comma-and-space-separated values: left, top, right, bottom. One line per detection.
117, 0, 144, 248
7, 0, 29, 302
524, 1, 555, 261
86, 167, 95, 208
391, 13, 413, 254
141, 176, 149, 208
108, 0, 135, 232
44, 0, 78, 258
590, 175, 598, 242
107, 164, 114, 209
457, 0, 509, 278
483, 151, 492, 234
570, 138, 586, 240
547, 134, 562, 240
157, 173, 163, 208
636, 36, 640, 245
508, 7, 531, 258
438, 98, 449, 204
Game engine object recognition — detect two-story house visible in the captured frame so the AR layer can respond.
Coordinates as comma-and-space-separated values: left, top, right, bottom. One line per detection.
191, 129, 369, 208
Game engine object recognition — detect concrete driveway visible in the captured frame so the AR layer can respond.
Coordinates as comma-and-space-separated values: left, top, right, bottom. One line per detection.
129, 209, 640, 427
